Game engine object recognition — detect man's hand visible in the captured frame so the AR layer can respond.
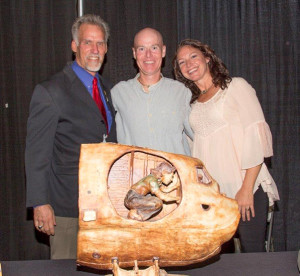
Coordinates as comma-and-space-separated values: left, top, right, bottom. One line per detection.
34, 204, 56, 235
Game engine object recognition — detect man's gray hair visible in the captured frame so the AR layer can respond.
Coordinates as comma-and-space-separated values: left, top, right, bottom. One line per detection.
72, 14, 110, 45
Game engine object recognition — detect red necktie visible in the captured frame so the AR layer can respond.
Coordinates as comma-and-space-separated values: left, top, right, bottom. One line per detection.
93, 77, 108, 133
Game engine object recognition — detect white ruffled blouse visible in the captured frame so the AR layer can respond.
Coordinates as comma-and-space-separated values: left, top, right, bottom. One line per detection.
190, 77, 279, 205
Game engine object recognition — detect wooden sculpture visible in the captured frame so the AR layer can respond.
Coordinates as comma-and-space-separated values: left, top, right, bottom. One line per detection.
124, 162, 180, 221
77, 143, 240, 274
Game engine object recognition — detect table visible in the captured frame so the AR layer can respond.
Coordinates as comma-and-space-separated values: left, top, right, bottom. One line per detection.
1, 251, 299, 276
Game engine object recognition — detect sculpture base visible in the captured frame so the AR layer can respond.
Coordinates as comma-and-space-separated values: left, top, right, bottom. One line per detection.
106, 258, 187, 276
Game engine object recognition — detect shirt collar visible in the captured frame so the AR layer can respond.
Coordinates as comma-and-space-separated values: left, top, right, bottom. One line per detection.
134, 73, 164, 92
72, 61, 99, 88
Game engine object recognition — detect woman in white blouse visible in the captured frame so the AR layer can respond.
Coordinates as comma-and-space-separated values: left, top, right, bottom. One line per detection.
173, 39, 279, 252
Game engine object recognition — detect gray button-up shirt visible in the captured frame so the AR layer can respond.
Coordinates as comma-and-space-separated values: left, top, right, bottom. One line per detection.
111, 74, 193, 155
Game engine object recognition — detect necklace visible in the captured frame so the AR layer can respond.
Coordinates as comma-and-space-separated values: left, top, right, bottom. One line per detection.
138, 78, 151, 88
200, 83, 214, 95
137, 76, 162, 88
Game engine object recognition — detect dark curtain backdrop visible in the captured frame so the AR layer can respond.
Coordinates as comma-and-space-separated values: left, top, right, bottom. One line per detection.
84, 0, 179, 82
0, 0, 299, 261
0, 0, 77, 260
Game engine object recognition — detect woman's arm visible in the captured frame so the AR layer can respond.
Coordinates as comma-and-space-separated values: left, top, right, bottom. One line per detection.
235, 164, 262, 221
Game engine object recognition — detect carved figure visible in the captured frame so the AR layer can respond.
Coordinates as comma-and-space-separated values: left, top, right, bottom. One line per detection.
124, 162, 180, 221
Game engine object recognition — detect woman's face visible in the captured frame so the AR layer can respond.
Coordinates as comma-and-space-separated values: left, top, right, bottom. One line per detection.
176, 45, 210, 82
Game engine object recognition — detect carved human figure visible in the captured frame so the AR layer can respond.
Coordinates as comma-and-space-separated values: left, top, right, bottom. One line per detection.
124, 162, 180, 221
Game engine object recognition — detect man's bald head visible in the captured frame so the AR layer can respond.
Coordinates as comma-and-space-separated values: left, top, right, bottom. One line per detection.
133, 28, 164, 48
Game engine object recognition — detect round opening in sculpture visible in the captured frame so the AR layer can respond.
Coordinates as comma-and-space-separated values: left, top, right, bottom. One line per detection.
107, 151, 182, 221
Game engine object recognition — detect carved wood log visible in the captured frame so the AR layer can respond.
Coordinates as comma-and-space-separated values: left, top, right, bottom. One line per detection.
77, 143, 240, 270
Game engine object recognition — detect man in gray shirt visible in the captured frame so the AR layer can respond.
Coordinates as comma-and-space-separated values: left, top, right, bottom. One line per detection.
111, 28, 193, 155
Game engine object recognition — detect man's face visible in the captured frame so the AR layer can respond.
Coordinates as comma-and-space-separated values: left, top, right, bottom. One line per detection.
132, 29, 166, 77
71, 24, 107, 76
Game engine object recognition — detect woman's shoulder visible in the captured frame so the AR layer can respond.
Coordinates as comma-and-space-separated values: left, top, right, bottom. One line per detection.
227, 77, 256, 98
229, 77, 252, 89
225, 77, 262, 111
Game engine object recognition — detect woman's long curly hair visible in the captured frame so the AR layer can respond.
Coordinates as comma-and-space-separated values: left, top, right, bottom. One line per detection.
173, 39, 232, 104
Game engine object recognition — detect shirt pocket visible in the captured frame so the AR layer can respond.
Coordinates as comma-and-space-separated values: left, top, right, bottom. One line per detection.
160, 105, 185, 133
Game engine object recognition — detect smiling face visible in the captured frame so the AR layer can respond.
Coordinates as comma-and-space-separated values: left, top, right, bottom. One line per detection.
176, 45, 211, 83
132, 28, 166, 78
71, 23, 107, 76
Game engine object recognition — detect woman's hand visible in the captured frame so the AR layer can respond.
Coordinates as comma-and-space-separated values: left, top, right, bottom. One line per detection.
235, 186, 255, 221
235, 163, 262, 221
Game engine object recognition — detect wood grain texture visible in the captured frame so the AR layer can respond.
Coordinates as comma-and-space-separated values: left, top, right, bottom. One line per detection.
77, 143, 240, 270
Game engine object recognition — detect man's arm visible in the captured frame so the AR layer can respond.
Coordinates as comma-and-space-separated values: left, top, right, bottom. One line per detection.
235, 164, 262, 222
153, 188, 180, 203
183, 87, 194, 140
25, 84, 59, 234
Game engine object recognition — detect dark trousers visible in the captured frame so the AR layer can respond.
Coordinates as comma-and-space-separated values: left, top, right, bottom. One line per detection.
238, 185, 269, 252
222, 185, 269, 253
